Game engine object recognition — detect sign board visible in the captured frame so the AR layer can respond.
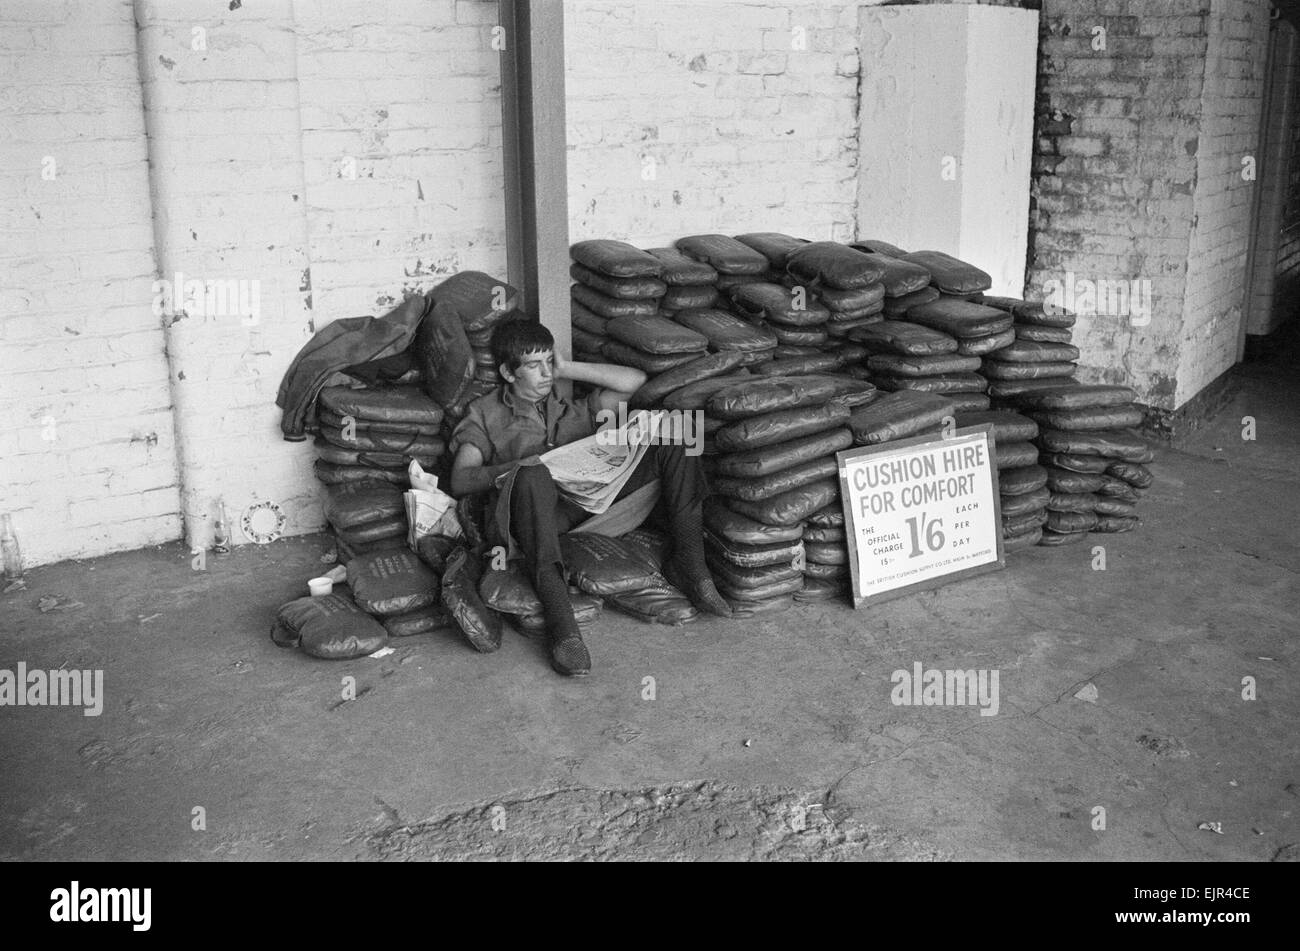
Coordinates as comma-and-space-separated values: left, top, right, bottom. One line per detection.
837, 425, 1004, 608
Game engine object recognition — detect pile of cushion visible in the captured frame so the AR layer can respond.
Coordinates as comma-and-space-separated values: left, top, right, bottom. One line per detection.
1010, 384, 1151, 545
852, 318, 990, 413
702, 374, 873, 613
974, 296, 1155, 546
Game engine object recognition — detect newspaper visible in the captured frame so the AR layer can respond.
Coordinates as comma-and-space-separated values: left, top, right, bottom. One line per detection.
404, 461, 461, 548
534, 409, 665, 514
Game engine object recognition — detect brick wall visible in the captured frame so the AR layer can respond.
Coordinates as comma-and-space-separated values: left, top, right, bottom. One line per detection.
1027, 0, 1271, 410
0, 0, 181, 569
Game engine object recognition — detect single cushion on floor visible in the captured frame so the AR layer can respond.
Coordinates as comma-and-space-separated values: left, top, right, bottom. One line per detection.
441, 546, 502, 652
561, 533, 666, 596
606, 580, 699, 624
272, 592, 389, 659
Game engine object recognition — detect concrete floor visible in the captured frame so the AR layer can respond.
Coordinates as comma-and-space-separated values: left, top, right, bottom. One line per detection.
2, 352, 1297, 861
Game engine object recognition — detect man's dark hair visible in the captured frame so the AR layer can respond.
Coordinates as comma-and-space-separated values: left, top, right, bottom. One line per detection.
491, 319, 554, 376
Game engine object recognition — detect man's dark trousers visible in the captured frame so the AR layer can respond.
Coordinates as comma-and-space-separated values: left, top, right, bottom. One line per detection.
509, 441, 708, 584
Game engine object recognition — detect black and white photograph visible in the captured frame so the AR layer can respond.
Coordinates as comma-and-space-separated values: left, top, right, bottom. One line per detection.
0, 0, 1294, 909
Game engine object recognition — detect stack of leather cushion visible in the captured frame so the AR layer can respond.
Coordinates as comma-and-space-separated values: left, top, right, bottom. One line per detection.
780, 242, 888, 340
314, 385, 444, 492
698, 375, 869, 614
999, 384, 1152, 546
954, 409, 1046, 553
570, 239, 667, 327
600, 313, 711, 398
322, 480, 409, 562
845, 239, 937, 320
851, 318, 989, 413
726, 281, 837, 368
646, 246, 721, 315
973, 297, 1080, 398
799, 502, 851, 601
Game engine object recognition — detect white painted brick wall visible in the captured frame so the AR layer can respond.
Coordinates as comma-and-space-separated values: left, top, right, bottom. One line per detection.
0, 0, 181, 569
563, 0, 873, 246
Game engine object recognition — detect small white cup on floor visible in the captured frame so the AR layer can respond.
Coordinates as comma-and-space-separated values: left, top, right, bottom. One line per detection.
308, 577, 333, 597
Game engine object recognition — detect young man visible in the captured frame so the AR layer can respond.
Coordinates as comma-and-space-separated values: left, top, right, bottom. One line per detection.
449, 321, 730, 677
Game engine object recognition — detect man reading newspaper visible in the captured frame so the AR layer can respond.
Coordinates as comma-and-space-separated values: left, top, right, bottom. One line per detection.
450, 321, 730, 676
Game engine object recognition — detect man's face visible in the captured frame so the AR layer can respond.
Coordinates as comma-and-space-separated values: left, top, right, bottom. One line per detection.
503, 348, 554, 402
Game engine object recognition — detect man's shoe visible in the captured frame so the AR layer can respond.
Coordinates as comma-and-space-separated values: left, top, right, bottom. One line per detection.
550, 634, 591, 676
666, 561, 733, 618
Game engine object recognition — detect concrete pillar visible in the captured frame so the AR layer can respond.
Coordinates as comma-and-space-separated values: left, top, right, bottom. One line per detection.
856, 3, 1039, 297
1245, 20, 1297, 339
135, 0, 316, 551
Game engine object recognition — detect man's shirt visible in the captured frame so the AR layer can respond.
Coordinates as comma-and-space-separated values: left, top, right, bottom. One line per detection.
450, 384, 599, 468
